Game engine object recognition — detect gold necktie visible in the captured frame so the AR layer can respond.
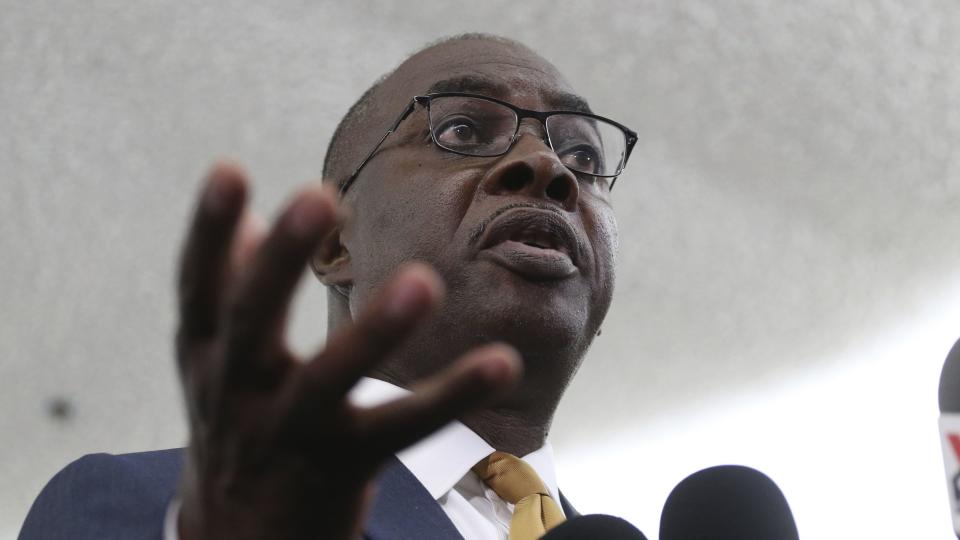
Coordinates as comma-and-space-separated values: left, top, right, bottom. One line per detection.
471, 451, 566, 540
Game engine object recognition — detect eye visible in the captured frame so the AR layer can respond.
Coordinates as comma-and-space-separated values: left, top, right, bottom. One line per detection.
558, 145, 602, 174
435, 116, 479, 145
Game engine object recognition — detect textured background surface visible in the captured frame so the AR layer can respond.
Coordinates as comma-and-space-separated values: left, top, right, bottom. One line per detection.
2, 1, 959, 537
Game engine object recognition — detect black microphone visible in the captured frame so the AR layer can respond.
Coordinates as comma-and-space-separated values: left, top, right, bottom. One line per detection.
660, 465, 799, 540
938, 336, 960, 538
540, 514, 648, 539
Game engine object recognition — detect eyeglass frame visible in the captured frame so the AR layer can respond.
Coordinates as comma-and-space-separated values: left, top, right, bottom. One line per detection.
338, 92, 638, 195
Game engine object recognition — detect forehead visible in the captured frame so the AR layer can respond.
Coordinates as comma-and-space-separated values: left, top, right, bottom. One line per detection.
383, 39, 581, 111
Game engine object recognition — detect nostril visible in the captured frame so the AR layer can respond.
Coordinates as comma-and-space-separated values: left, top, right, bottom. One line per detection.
500, 169, 531, 192
545, 177, 571, 202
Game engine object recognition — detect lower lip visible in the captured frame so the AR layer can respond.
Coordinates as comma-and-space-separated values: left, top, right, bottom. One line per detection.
478, 240, 578, 280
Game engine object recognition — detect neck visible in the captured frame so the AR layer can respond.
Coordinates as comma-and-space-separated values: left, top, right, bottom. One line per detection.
326, 289, 588, 456
371, 367, 559, 456
460, 404, 555, 457
370, 344, 576, 457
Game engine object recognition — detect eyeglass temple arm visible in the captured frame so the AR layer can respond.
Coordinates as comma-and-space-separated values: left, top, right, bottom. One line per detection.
339, 99, 419, 196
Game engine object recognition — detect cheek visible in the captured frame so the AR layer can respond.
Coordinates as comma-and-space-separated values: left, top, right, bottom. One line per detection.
345, 169, 475, 302
598, 210, 620, 265
586, 205, 620, 286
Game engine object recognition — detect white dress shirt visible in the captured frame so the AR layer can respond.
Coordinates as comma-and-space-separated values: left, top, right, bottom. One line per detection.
165, 377, 562, 540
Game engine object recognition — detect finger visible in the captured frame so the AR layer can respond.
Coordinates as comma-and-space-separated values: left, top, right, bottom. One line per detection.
177, 162, 247, 347
356, 344, 522, 457
298, 263, 444, 401
228, 210, 267, 277
222, 183, 339, 381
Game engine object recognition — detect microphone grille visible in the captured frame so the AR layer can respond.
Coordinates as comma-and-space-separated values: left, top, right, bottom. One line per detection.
543, 514, 647, 539
660, 465, 798, 540
939, 337, 960, 413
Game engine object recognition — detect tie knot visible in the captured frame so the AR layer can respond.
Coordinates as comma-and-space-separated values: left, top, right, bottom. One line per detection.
472, 451, 550, 504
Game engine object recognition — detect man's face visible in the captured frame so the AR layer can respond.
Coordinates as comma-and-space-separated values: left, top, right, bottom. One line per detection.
340, 39, 619, 382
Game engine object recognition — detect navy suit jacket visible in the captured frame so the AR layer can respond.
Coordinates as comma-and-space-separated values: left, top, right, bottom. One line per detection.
19, 448, 579, 539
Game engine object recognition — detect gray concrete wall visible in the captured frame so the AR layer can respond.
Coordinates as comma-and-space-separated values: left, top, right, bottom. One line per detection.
2, 1, 958, 537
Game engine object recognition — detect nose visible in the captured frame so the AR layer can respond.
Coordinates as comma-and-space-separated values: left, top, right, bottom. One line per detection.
478, 134, 580, 211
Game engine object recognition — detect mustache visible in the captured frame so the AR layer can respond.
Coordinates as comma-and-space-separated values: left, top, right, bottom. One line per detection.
467, 202, 565, 246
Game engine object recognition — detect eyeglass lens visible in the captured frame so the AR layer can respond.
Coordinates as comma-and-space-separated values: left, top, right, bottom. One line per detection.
427, 96, 626, 177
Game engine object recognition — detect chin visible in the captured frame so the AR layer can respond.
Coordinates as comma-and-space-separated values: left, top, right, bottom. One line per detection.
428, 257, 608, 358
466, 281, 594, 351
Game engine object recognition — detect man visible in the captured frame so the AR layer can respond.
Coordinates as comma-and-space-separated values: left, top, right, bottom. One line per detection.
19, 33, 636, 539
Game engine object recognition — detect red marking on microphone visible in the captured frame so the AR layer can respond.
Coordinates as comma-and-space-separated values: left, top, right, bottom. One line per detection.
949, 434, 960, 461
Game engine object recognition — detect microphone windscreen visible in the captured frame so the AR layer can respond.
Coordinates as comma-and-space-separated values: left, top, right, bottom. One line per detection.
938, 337, 960, 537
660, 465, 799, 540
541, 514, 647, 539
939, 337, 960, 413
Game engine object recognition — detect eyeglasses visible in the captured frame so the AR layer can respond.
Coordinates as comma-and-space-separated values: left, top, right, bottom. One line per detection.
339, 92, 638, 195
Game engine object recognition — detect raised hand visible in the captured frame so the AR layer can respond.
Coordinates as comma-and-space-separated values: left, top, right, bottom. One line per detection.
175, 163, 521, 539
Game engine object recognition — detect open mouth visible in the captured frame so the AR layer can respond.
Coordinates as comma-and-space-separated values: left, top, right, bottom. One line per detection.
475, 207, 581, 280
512, 229, 569, 254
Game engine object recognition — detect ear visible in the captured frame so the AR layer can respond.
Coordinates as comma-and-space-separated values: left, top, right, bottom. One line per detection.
310, 224, 352, 289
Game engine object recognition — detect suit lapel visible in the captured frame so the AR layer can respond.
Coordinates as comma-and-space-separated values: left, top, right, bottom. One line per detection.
364, 456, 464, 540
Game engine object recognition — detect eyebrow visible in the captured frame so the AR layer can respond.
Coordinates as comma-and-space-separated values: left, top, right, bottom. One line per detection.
424, 75, 593, 114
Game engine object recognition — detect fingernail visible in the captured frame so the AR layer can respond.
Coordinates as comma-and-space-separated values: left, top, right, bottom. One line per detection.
384, 278, 428, 320
480, 354, 517, 384
289, 188, 329, 238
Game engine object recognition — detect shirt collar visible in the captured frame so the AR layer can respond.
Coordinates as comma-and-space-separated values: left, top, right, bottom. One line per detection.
350, 377, 560, 502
